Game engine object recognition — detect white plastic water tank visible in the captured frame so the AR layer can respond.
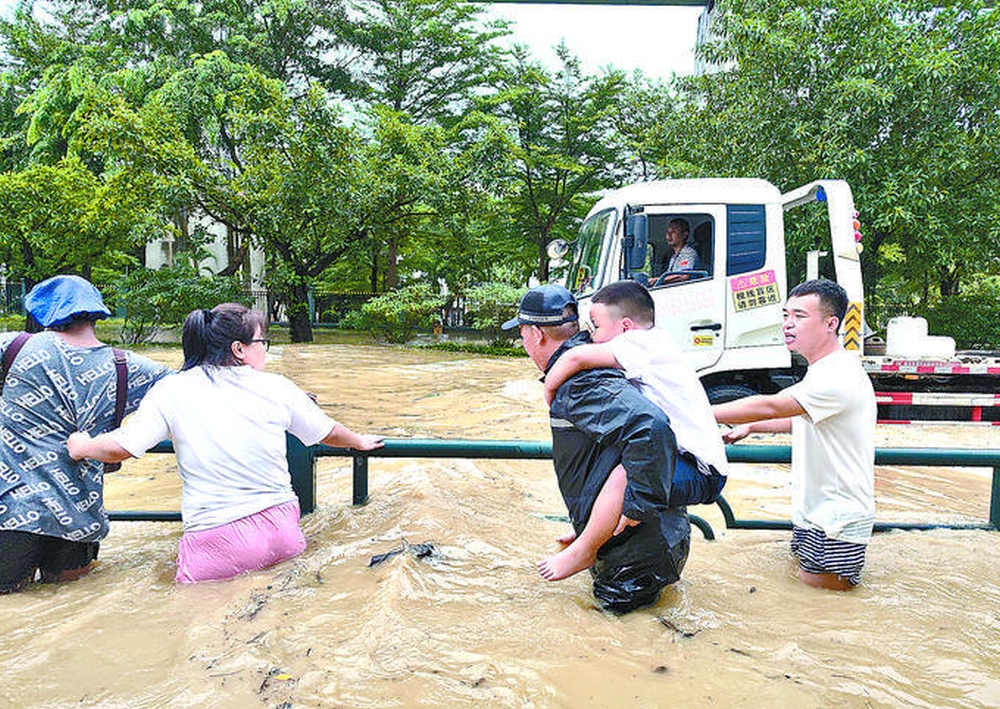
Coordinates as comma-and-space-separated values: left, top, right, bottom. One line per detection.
885, 316, 956, 358
922, 335, 956, 359
885, 316, 927, 357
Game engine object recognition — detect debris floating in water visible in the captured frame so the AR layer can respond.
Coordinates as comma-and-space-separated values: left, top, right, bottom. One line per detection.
657, 616, 699, 638
369, 541, 436, 567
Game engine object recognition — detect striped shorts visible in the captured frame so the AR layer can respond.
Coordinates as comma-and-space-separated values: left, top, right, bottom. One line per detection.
790, 526, 866, 586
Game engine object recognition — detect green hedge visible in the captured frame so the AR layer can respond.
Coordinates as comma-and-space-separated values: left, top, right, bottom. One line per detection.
341, 284, 444, 344
112, 265, 249, 345
417, 341, 525, 357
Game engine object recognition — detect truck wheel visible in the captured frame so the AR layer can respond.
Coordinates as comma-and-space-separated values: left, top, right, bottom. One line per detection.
706, 384, 758, 405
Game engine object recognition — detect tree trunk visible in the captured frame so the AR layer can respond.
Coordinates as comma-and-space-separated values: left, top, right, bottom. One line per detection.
939, 267, 960, 297
287, 282, 314, 343
536, 231, 550, 283
387, 238, 399, 290
370, 245, 379, 293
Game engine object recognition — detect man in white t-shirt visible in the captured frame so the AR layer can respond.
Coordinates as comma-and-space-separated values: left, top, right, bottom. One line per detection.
714, 279, 876, 591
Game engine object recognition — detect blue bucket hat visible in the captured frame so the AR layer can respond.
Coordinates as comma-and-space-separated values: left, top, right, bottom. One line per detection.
24, 275, 111, 328
501, 284, 579, 330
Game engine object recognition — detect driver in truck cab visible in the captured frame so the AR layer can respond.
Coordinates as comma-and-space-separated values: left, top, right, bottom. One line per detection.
657, 218, 700, 284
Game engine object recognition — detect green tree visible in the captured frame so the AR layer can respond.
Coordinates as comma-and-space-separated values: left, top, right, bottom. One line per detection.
153, 57, 488, 341
330, 0, 511, 291
0, 77, 30, 172
2, 0, 350, 88
484, 45, 629, 283
149, 56, 380, 342
0, 0, 633, 321
0, 0, 358, 284
358, 107, 527, 294
0, 156, 164, 284
613, 72, 684, 183
334, 0, 509, 123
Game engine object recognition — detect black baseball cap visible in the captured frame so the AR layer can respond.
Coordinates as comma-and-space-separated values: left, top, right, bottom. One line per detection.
501, 284, 579, 330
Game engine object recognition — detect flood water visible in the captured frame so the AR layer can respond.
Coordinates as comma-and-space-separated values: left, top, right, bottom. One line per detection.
2, 343, 999, 709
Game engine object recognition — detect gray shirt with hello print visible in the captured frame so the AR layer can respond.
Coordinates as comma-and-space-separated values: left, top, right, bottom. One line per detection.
0, 332, 172, 542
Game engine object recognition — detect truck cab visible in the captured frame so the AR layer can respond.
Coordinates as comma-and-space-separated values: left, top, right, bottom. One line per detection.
565, 178, 862, 401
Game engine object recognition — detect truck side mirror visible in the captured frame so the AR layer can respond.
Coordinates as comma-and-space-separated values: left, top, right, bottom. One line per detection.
546, 239, 570, 260
623, 213, 648, 278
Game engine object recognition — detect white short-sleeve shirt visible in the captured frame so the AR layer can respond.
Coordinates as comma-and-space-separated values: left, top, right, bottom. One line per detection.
608, 328, 728, 475
113, 366, 337, 531
784, 349, 877, 543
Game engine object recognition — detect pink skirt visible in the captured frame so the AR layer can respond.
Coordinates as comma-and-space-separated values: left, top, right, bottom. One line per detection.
175, 500, 307, 584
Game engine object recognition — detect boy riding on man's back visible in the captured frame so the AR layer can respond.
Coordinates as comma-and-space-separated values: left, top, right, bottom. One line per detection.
538, 280, 727, 581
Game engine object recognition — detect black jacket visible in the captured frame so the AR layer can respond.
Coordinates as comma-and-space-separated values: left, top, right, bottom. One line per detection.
547, 332, 690, 613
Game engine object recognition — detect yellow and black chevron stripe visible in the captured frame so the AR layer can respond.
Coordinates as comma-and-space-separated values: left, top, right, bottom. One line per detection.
843, 302, 863, 351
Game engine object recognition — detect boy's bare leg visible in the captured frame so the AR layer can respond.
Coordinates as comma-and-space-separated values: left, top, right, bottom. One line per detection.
539, 464, 627, 581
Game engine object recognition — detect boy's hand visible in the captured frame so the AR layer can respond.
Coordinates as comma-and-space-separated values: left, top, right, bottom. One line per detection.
722, 424, 752, 444
542, 378, 557, 406
612, 514, 640, 536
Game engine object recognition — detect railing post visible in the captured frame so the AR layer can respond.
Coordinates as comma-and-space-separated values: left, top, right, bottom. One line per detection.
353, 454, 369, 506
689, 514, 715, 540
991, 466, 1000, 531
285, 433, 316, 515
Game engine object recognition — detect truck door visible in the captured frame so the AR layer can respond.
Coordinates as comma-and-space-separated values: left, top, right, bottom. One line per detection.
643, 206, 727, 372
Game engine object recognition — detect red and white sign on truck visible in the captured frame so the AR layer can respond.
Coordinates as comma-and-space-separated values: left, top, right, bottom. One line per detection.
559, 178, 1000, 424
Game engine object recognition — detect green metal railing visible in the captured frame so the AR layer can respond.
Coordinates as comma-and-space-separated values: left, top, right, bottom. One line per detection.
110, 437, 1000, 540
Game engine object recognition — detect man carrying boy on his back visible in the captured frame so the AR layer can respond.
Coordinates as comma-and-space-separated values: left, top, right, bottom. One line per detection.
713, 279, 876, 591
539, 280, 727, 580
504, 284, 690, 613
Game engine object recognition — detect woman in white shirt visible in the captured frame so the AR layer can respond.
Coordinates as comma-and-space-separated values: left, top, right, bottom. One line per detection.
68, 303, 383, 583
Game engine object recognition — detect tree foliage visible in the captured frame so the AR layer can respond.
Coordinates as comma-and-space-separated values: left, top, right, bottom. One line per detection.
113, 261, 249, 344
463, 280, 522, 345
2, 0, 999, 344
484, 45, 629, 282
342, 282, 444, 343
334, 0, 509, 123
0, 156, 160, 283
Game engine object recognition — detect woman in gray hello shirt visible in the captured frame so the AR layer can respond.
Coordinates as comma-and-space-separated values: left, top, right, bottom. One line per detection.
0, 276, 171, 593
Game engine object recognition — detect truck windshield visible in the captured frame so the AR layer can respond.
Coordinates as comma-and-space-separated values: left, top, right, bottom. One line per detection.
568, 209, 615, 296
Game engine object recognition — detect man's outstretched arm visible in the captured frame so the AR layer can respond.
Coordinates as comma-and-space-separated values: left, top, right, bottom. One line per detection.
713, 394, 805, 425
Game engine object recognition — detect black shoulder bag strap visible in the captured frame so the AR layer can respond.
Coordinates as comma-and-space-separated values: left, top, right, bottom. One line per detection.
1, 332, 34, 393
1, 334, 129, 472
104, 348, 128, 473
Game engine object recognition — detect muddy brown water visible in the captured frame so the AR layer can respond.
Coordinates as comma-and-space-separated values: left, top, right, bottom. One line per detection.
2, 344, 999, 709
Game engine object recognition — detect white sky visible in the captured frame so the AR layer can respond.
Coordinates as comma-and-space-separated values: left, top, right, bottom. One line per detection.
487, 3, 704, 78
0, 1, 704, 79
